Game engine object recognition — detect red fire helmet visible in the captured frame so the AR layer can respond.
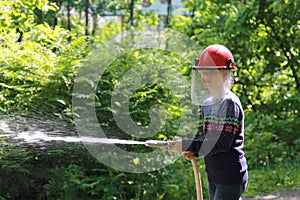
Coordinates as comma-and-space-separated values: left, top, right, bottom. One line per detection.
193, 44, 236, 70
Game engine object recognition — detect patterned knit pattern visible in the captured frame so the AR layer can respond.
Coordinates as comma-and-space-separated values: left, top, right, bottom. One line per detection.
182, 91, 248, 184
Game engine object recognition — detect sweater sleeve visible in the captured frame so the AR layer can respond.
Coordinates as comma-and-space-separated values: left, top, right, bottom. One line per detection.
182, 137, 205, 157
182, 99, 243, 157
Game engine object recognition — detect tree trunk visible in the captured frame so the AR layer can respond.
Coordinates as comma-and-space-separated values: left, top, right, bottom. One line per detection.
129, 0, 135, 26
91, 6, 97, 37
166, 0, 172, 28
16, 28, 23, 42
85, 0, 89, 39
52, 0, 62, 28
67, 0, 71, 41
53, 15, 58, 28
67, 0, 71, 32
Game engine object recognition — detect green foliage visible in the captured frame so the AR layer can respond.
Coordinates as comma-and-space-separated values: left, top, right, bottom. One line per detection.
0, 145, 36, 199
0, 0, 299, 199
0, 141, 298, 199
94, 22, 122, 43
244, 110, 300, 196
161, 158, 209, 199
93, 49, 192, 139
0, 0, 88, 113
0, 0, 56, 32
244, 157, 300, 197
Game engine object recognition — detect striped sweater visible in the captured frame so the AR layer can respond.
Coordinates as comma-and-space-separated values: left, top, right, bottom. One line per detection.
182, 91, 248, 184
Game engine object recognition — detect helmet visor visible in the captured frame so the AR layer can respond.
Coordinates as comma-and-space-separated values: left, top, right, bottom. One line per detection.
191, 69, 210, 105
191, 68, 227, 105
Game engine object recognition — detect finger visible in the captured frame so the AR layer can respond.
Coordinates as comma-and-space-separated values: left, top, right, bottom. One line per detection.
182, 152, 194, 160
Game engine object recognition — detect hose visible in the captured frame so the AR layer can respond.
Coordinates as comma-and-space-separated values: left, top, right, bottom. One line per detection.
191, 156, 203, 200
145, 140, 203, 200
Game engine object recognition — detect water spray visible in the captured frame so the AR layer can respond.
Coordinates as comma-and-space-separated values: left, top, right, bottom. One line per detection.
1, 121, 203, 200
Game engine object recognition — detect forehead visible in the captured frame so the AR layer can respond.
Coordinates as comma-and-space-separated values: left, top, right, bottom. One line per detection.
199, 70, 228, 78
200, 70, 221, 74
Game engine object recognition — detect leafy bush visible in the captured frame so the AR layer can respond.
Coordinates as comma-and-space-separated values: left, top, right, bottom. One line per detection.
0, 0, 88, 114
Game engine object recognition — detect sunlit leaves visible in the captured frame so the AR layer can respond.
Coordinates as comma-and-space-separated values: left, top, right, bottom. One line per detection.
0, 0, 88, 112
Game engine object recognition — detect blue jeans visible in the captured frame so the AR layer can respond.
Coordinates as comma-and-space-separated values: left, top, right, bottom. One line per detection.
209, 181, 247, 200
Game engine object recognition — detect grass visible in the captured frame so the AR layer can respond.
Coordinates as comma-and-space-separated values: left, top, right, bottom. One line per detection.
244, 157, 300, 197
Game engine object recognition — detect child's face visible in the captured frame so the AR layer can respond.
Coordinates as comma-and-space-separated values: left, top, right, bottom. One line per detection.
200, 70, 227, 90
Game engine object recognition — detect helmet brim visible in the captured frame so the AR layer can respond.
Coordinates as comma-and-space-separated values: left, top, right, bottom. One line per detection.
192, 66, 235, 70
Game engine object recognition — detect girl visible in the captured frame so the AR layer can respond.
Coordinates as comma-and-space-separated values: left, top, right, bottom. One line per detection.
170, 44, 248, 200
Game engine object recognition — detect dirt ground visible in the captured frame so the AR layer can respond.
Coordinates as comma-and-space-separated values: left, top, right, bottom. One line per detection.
242, 190, 299, 200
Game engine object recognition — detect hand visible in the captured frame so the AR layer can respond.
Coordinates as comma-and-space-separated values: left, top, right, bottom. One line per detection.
168, 140, 182, 153
182, 151, 195, 161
